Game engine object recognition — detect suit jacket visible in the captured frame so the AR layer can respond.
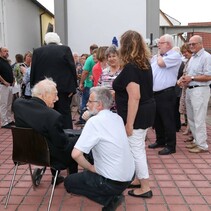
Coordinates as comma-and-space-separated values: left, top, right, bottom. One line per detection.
30, 44, 77, 93
13, 97, 77, 169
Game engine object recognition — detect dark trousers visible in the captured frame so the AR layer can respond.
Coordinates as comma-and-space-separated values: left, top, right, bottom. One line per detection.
175, 97, 181, 131
54, 92, 73, 129
154, 88, 176, 150
64, 171, 131, 206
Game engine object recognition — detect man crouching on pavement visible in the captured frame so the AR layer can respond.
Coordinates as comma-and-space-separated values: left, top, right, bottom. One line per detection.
64, 86, 135, 211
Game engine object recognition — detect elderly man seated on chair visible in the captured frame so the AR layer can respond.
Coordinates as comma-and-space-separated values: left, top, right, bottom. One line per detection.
12, 78, 78, 186
64, 86, 135, 211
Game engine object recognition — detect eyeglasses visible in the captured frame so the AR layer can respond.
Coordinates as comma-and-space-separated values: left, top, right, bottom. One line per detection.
88, 99, 98, 103
188, 42, 200, 47
158, 42, 168, 45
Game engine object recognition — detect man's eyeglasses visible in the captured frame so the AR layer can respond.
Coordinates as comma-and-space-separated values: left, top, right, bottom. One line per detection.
88, 100, 98, 103
158, 41, 168, 45
188, 42, 200, 47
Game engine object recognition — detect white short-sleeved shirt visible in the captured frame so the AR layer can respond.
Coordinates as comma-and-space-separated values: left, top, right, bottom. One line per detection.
151, 49, 182, 91
74, 109, 135, 181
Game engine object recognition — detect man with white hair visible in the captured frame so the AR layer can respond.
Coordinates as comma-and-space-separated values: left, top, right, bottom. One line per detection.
148, 34, 182, 155
30, 32, 77, 129
13, 78, 78, 185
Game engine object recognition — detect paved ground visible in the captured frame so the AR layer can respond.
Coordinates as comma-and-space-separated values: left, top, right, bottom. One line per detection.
0, 105, 211, 211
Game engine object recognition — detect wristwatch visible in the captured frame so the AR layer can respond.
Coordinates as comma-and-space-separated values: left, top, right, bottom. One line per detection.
191, 76, 195, 81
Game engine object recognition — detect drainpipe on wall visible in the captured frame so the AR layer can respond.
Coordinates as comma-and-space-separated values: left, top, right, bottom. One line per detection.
0, 0, 6, 46
40, 11, 46, 46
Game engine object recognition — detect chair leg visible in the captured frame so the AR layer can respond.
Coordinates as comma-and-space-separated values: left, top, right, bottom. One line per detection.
47, 170, 58, 211
4, 164, 18, 208
28, 164, 36, 190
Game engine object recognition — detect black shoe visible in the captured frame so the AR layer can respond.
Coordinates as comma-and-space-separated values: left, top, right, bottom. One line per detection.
128, 190, 153, 198
127, 184, 141, 188
148, 142, 165, 149
51, 175, 65, 186
32, 167, 46, 186
1, 123, 12, 129
158, 147, 176, 155
9, 121, 15, 125
102, 195, 124, 211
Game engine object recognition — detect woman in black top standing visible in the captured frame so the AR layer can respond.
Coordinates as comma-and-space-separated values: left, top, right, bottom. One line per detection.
113, 30, 155, 198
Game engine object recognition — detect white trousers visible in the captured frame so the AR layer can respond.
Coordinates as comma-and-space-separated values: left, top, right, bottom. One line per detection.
0, 84, 13, 126
186, 86, 210, 150
128, 129, 149, 179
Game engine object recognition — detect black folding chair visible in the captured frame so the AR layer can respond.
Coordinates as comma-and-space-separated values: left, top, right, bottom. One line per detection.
4, 127, 60, 211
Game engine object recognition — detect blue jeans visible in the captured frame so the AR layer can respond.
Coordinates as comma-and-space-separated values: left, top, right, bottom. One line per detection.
79, 87, 90, 121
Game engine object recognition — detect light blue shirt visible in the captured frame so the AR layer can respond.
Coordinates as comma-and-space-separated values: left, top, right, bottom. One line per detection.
187, 48, 211, 86
151, 49, 182, 91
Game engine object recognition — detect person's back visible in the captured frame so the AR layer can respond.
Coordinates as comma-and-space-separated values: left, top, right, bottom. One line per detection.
31, 44, 77, 93
30, 32, 77, 129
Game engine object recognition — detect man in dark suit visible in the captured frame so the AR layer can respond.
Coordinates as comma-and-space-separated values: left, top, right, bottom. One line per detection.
30, 32, 77, 129
13, 78, 78, 185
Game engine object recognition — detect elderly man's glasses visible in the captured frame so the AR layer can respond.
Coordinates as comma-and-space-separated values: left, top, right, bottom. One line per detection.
158, 41, 168, 45
88, 100, 98, 103
188, 42, 200, 47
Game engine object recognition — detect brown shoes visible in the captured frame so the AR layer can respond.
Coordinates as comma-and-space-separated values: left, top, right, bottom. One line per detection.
188, 146, 209, 153
184, 136, 194, 143
185, 143, 197, 149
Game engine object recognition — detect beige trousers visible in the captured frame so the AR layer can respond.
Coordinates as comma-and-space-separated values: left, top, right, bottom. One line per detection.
0, 84, 13, 126
186, 86, 210, 150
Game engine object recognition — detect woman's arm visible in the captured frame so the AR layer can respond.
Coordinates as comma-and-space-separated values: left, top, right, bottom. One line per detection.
126, 82, 140, 136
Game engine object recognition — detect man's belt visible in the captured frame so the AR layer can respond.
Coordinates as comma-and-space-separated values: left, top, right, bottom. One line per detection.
105, 177, 130, 186
153, 86, 175, 95
188, 85, 208, 89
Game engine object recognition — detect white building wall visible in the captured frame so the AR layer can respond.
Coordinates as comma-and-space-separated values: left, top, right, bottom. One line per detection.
0, 0, 6, 46
66, 0, 147, 54
0, 0, 41, 63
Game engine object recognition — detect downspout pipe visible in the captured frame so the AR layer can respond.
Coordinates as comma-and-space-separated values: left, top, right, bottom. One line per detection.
0, 0, 6, 46
40, 11, 46, 46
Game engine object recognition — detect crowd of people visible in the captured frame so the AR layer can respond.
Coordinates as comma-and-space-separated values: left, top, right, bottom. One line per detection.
0, 30, 211, 210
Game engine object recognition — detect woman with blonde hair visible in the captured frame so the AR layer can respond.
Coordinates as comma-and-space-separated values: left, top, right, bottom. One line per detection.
113, 30, 155, 198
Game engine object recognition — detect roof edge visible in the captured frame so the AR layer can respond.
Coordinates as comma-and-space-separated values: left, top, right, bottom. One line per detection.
31, 0, 54, 17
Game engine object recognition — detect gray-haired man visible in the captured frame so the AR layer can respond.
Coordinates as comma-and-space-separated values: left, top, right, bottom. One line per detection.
64, 86, 135, 211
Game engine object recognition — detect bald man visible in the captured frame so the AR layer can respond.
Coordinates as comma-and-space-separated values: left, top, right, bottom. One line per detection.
0, 47, 14, 128
178, 35, 211, 153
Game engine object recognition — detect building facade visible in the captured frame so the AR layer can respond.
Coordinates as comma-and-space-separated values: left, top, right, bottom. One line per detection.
0, 0, 54, 62
54, 0, 160, 54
